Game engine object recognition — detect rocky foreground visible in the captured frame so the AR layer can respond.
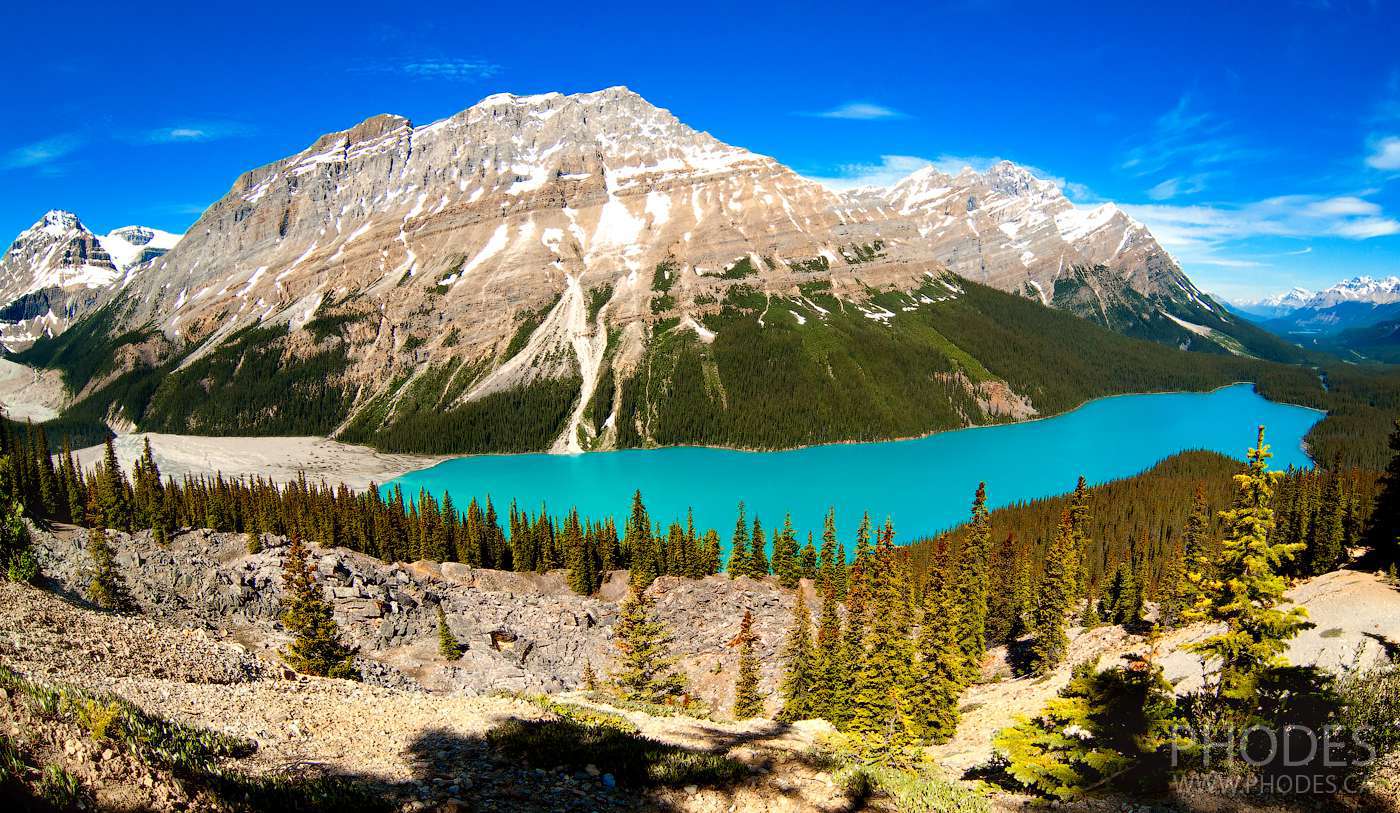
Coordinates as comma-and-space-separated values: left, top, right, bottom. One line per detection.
26, 523, 805, 709
6, 524, 1400, 812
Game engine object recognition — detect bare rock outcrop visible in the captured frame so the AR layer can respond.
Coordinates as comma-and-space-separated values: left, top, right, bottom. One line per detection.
28, 522, 805, 711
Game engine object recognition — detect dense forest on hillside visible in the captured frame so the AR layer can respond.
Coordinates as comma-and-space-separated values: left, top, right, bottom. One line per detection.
608, 275, 1324, 451
8, 272, 1400, 471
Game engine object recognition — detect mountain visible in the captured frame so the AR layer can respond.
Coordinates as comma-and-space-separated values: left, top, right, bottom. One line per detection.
0, 210, 180, 351
13, 87, 1301, 453
1238, 276, 1400, 337
1228, 287, 1314, 319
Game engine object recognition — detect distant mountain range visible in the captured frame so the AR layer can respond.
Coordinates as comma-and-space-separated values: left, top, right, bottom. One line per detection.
1226, 276, 1400, 361
0, 87, 1299, 452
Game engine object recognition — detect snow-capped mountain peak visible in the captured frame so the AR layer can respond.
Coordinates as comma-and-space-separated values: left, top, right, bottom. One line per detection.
98, 225, 182, 274
1248, 277, 1400, 314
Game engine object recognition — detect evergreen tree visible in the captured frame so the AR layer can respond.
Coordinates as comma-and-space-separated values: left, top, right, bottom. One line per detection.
611, 587, 686, 704
1366, 418, 1400, 557
564, 508, 598, 595
95, 438, 133, 531
86, 526, 128, 611
1155, 541, 1190, 628
1028, 511, 1075, 674
847, 520, 914, 764
951, 483, 992, 681
624, 491, 656, 588
728, 502, 751, 578
809, 578, 847, 725
279, 532, 360, 680
750, 517, 769, 576
994, 652, 1180, 800
1307, 457, 1346, 575
0, 458, 36, 583
799, 533, 818, 581
246, 529, 263, 555
731, 610, 765, 719
437, 603, 464, 659
582, 660, 598, 690
1099, 561, 1142, 626
777, 586, 815, 721
818, 508, 839, 593
1067, 476, 1091, 599
773, 514, 802, 588
905, 569, 962, 743
1182, 485, 1212, 605
1187, 426, 1310, 706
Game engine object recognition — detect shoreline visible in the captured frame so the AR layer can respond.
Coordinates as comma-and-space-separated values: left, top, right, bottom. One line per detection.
402, 380, 1324, 470
68, 381, 1322, 490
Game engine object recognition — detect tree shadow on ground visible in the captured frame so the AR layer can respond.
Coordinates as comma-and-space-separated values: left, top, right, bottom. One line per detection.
402, 712, 855, 812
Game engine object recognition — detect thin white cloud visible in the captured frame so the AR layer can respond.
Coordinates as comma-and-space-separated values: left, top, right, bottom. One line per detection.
1120, 95, 1262, 199
401, 58, 500, 79
1367, 135, 1400, 170
805, 102, 906, 120
1146, 174, 1210, 201
3, 134, 83, 170
356, 57, 500, 81
1122, 194, 1400, 271
1147, 178, 1180, 201
140, 122, 254, 144
806, 154, 932, 189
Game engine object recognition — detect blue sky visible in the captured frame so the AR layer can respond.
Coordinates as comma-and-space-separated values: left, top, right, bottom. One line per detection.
3, 0, 1398, 301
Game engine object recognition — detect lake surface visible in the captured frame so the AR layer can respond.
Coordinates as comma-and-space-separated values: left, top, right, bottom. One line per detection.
386, 384, 1323, 545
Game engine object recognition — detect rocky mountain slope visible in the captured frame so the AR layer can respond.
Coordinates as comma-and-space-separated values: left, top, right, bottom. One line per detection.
0, 210, 179, 351
9, 87, 1298, 453
26, 522, 806, 709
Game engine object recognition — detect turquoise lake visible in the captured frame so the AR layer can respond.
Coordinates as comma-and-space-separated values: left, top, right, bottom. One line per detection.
385, 383, 1323, 544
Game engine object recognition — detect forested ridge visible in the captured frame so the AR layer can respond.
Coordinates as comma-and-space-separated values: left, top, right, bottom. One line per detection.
13, 270, 1400, 468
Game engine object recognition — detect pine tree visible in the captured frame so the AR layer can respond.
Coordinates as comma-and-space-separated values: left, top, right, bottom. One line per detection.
905, 571, 963, 743
0, 458, 36, 583
773, 514, 801, 588
777, 586, 815, 721
818, 508, 839, 593
437, 603, 463, 659
97, 437, 133, 531
611, 587, 686, 704
952, 483, 992, 681
564, 508, 597, 595
1067, 476, 1091, 599
1307, 457, 1346, 575
582, 660, 598, 690
731, 610, 765, 719
246, 529, 263, 555
750, 517, 769, 576
279, 532, 359, 680
624, 491, 656, 588
994, 651, 1180, 800
1028, 511, 1075, 674
847, 520, 914, 764
86, 526, 128, 612
800, 533, 818, 581
1366, 418, 1400, 558
1155, 541, 1190, 628
1099, 562, 1142, 626
1182, 485, 1212, 606
1187, 426, 1310, 706
809, 578, 847, 725
728, 502, 750, 578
